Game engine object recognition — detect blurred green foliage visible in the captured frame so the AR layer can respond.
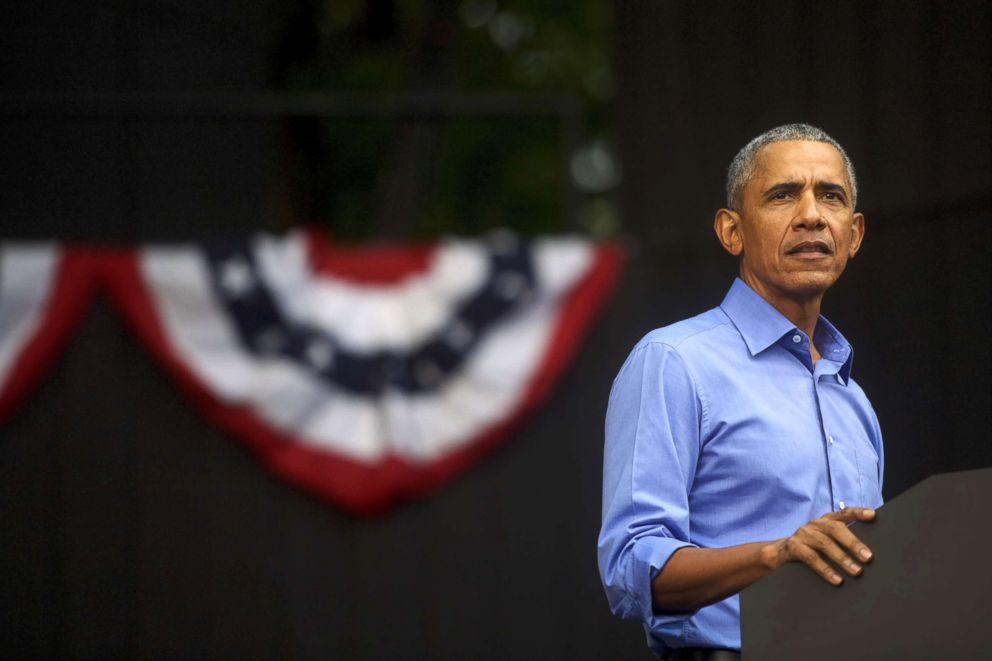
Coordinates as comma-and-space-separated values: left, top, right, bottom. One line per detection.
271, 0, 616, 239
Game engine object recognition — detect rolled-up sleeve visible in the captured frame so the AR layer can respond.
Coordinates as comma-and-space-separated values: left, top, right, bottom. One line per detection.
598, 341, 704, 629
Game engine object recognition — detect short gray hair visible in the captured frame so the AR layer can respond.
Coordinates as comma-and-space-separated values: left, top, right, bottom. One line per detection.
725, 123, 858, 211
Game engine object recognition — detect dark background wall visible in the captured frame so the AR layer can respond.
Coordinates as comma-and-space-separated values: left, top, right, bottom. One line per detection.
1, 1, 989, 659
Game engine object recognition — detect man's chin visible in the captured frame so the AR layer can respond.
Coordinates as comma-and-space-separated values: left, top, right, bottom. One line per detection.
783, 271, 839, 297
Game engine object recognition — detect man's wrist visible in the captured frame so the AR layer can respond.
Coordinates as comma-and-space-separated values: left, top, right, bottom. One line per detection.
758, 539, 785, 572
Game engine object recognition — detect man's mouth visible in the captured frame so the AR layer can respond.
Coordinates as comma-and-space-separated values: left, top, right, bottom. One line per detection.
785, 241, 832, 256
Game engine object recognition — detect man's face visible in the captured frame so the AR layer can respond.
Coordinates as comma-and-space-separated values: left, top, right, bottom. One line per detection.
721, 140, 864, 307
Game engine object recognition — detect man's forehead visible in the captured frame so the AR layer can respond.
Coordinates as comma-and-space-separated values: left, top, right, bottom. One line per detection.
752, 140, 847, 183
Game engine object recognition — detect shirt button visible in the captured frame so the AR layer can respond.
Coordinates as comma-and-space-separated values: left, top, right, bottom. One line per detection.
792, 334, 801, 344
828, 436, 835, 444
838, 500, 846, 509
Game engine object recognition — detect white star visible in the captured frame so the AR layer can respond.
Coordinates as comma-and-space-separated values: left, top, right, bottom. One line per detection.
218, 257, 255, 299
444, 320, 474, 350
254, 327, 286, 354
414, 359, 442, 387
494, 271, 527, 300
305, 339, 335, 370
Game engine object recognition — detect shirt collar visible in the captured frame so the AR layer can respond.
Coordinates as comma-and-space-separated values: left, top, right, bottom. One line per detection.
720, 278, 854, 384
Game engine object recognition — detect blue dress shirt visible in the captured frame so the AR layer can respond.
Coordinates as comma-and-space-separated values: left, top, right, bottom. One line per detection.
598, 278, 884, 657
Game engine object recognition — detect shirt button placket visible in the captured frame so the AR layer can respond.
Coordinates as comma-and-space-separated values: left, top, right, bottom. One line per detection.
814, 376, 839, 512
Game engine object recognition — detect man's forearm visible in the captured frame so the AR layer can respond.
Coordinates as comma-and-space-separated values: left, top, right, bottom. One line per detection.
651, 541, 780, 612
652, 507, 876, 612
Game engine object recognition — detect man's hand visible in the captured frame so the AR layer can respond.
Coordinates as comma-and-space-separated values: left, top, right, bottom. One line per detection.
651, 507, 877, 612
767, 507, 876, 585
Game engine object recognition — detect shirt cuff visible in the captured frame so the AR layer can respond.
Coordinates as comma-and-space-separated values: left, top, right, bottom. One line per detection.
628, 535, 699, 623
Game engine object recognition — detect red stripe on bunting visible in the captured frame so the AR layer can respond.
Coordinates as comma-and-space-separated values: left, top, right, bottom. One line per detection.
0, 249, 101, 422
304, 226, 438, 285
103, 243, 622, 515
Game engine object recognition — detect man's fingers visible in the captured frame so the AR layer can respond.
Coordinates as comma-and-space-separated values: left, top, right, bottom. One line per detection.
779, 508, 878, 584
828, 507, 876, 523
795, 544, 843, 585
822, 508, 875, 562
822, 519, 874, 563
783, 533, 856, 580
806, 529, 863, 575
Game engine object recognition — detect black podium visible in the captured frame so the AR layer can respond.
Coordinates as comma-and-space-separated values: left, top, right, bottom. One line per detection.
741, 468, 992, 660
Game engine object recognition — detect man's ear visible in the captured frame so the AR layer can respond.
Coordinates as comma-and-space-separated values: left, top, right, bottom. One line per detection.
714, 208, 743, 256
848, 212, 865, 257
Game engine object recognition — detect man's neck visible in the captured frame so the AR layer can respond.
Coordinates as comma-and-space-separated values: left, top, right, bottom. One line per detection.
772, 297, 821, 340
739, 276, 824, 361
770, 297, 824, 363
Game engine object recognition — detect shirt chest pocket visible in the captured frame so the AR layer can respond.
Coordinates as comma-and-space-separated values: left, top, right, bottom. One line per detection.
816, 383, 883, 508
852, 432, 883, 507
820, 413, 879, 509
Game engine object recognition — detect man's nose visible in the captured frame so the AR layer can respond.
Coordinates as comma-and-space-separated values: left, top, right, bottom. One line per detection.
793, 192, 825, 229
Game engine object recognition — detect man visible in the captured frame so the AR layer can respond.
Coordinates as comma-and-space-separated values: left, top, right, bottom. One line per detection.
598, 124, 884, 660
